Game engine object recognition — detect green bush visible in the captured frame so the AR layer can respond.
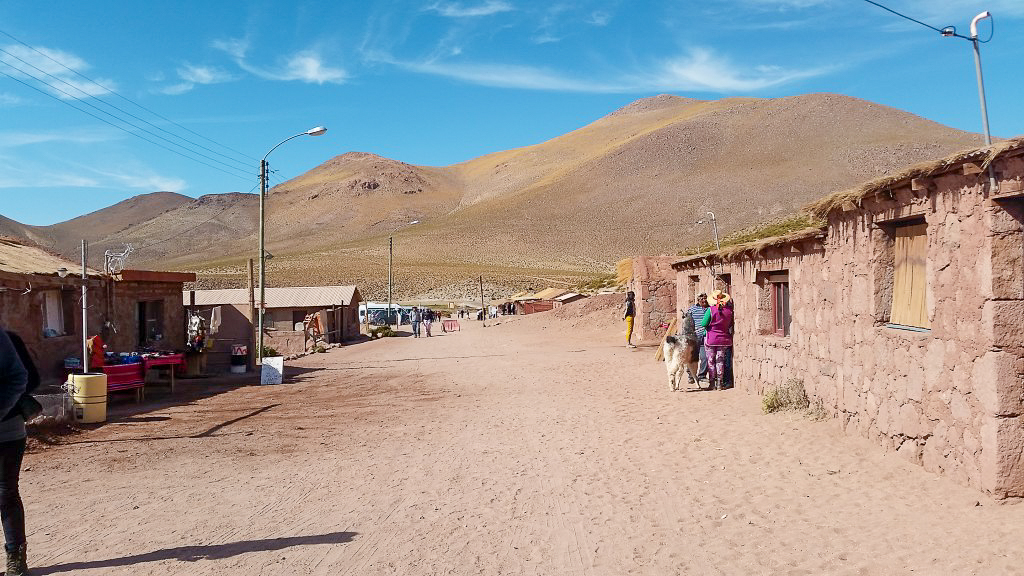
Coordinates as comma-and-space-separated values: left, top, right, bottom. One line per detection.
260, 345, 280, 358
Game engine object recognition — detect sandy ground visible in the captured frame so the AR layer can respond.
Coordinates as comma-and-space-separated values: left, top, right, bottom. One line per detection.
20, 301, 1024, 575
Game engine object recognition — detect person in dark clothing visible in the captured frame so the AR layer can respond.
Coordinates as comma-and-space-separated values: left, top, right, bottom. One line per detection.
0, 329, 29, 575
622, 291, 637, 349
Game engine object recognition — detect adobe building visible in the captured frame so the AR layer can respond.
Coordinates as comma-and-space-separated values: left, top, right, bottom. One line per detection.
672, 138, 1024, 498
186, 285, 362, 360
0, 238, 195, 385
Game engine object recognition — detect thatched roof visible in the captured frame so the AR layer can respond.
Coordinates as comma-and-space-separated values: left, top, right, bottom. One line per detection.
672, 136, 1024, 270
673, 226, 825, 268
806, 136, 1024, 219
0, 236, 94, 276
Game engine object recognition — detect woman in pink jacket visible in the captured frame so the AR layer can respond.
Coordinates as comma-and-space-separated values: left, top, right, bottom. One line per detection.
700, 290, 733, 391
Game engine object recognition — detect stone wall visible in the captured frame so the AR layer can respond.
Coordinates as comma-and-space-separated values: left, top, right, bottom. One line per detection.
673, 154, 1024, 498
629, 255, 677, 342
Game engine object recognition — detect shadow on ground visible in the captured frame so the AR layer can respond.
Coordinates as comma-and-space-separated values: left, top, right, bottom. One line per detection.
32, 531, 358, 574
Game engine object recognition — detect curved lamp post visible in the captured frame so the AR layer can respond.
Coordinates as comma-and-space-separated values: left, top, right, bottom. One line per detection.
257, 126, 327, 364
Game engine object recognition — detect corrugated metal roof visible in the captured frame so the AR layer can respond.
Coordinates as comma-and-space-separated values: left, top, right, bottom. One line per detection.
554, 292, 585, 302
185, 285, 360, 308
533, 287, 569, 300
0, 238, 96, 276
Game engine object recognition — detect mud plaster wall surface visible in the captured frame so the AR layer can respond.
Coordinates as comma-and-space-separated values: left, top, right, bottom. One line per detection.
629, 255, 677, 342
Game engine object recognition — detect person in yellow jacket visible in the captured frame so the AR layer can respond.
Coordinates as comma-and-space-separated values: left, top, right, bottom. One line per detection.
622, 291, 636, 348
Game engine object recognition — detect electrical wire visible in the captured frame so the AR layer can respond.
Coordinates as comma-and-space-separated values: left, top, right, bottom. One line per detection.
0, 27, 259, 164
860, 0, 994, 43
0, 56, 254, 179
0, 66, 255, 181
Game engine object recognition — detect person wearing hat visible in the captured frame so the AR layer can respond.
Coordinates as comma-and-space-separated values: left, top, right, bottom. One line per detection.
622, 291, 636, 348
700, 289, 734, 390
686, 293, 710, 383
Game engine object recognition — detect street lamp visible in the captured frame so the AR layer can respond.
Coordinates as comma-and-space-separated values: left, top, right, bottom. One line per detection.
388, 220, 420, 328
696, 211, 722, 278
942, 11, 996, 190
257, 126, 327, 364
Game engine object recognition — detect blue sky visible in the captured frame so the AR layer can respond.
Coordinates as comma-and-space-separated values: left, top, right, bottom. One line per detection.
0, 0, 1021, 226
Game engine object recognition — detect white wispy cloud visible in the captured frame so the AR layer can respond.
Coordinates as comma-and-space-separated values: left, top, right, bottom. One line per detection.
586, 10, 612, 26
0, 127, 122, 148
644, 48, 830, 92
214, 39, 347, 84
380, 46, 830, 93
0, 93, 23, 106
160, 63, 236, 95
424, 1, 514, 18
93, 169, 186, 191
0, 44, 116, 99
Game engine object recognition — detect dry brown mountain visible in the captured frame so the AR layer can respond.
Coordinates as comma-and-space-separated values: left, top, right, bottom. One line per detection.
7, 93, 984, 300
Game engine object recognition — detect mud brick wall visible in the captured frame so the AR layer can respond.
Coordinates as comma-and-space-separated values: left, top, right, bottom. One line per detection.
629, 255, 677, 342
674, 154, 1024, 498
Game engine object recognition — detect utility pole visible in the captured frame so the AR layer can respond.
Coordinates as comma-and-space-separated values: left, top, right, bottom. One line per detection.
81, 240, 89, 373
479, 276, 485, 325
388, 236, 394, 327
247, 258, 255, 372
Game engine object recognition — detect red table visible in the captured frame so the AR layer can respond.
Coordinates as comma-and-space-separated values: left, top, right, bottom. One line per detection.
143, 354, 186, 393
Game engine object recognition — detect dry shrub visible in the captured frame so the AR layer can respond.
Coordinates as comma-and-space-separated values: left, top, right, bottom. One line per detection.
762, 378, 810, 414
615, 259, 633, 287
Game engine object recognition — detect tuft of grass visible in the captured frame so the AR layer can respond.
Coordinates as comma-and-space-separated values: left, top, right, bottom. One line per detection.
576, 273, 618, 292
369, 326, 396, 339
762, 378, 810, 414
260, 345, 280, 358
615, 259, 633, 287
680, 213, 826, 257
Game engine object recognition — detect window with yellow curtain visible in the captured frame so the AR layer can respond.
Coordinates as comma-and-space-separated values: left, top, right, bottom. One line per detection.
890, 221, 929, 329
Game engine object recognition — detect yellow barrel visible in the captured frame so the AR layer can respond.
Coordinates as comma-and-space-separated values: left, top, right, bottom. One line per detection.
69, 373, 107, 424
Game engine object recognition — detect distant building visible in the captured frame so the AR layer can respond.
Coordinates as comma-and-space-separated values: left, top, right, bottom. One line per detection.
186, 285, 362, 362
672, 138, 1024, 498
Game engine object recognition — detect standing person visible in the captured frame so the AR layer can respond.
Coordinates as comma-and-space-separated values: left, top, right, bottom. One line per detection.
687, 293, 710, 384
622, 291, 636, 349
700, 290, 734, 391
0, 329, 30, 576
423, 308, 433, 337
410, 307, 421, 338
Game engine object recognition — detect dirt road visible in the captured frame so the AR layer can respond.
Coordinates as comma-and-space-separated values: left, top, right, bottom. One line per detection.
22, 308, 1024, 575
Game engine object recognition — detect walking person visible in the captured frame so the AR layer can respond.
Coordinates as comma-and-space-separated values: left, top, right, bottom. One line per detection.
410, 307, 421, 338
686, 293, 710, 384
622, 291, 636, 348
0, 328, 31, 575
423, 308, 433, 337
700, 290, 733, 391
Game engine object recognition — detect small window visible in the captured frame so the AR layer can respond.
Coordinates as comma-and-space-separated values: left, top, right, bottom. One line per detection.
890, 221, 929, 329
41, 289, 75, 337
138, 300, 165, 345
770, 274, 791, 336
687, 275, 700, 305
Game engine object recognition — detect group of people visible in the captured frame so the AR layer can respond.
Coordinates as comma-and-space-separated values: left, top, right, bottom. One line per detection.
409, 306, 439, 338
623, 288, 735, 391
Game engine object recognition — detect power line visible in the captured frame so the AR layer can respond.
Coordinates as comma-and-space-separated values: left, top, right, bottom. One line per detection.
0, 66, 260, 183
860, 0, 994, 42
0, 56, 255, 180
0, 27, 259, 165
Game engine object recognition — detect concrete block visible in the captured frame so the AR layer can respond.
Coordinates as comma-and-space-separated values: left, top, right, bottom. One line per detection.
985, 300, 1024, 349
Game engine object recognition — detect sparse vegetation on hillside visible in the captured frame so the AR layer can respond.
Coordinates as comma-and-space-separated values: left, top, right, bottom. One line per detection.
615, 259, 633, 287
576, 273, 618, 292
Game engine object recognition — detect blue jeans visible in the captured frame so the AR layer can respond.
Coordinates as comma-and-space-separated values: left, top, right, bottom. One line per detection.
411, 321, 420, 337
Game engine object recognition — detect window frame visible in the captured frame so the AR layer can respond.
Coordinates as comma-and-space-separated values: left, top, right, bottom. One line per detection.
770, 278, 791, 337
